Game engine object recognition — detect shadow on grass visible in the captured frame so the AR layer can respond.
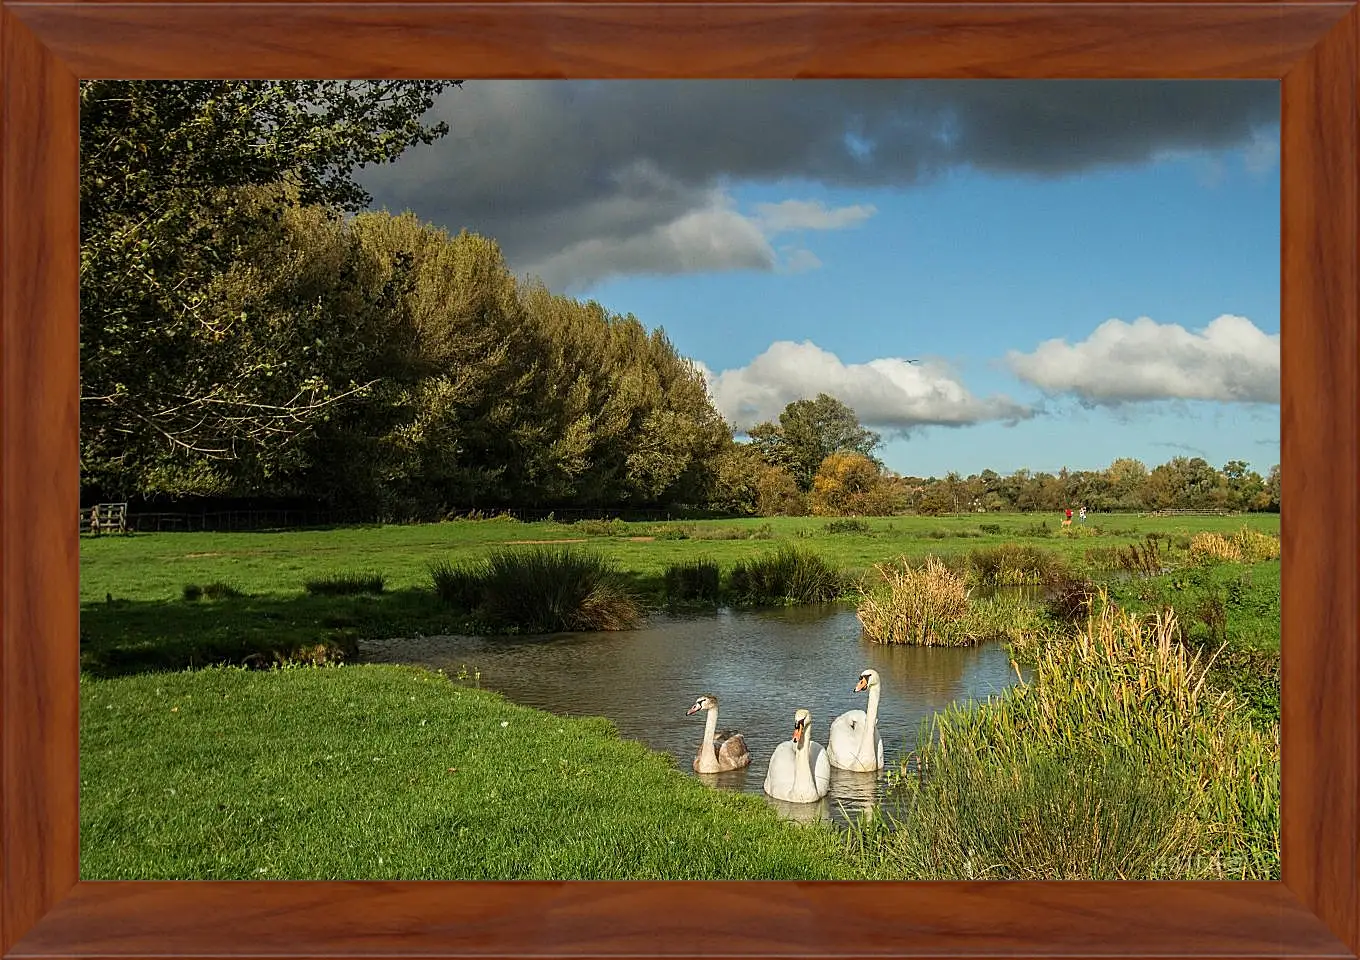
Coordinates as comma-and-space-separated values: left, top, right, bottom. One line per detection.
83, 568, 673, 680
81, 588, 474, 679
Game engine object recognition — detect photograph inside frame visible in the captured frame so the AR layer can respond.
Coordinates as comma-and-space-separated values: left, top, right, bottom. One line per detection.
77, 79, 1281, 881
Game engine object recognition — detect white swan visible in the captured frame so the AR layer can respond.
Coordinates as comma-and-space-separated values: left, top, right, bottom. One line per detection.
827, 668, 885, 771
763, 708, 831, 803
686, 694, 751, 773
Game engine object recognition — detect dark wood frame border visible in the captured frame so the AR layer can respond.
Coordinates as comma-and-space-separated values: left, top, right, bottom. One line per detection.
2, 2, 1356, 957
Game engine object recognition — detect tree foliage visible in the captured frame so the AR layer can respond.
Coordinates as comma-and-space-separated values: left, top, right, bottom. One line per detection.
810, 451, 898, 516
747, 393, 881, 491
80, 81, 455, 493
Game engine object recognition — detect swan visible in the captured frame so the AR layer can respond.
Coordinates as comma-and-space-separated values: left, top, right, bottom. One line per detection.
827, 668, 885, 771
763, 708, 831, 803
686, 694, 751, 773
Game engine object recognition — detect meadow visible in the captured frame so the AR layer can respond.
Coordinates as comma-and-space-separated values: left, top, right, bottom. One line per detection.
79, 511, 1281, 880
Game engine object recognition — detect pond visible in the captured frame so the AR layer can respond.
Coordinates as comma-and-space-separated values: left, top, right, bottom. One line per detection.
360, 603, 1026, 826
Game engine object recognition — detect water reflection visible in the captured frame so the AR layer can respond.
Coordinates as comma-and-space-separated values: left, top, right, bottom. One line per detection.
361, 604, 1025, 826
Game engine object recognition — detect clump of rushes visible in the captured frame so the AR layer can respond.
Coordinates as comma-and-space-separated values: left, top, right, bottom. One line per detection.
477, 548, 642, 633
303, 572, 385, 596
1232, 527, 1281, 562
880, 744, 1193, 880
727, 546, 843, 605
967, 543, 1067, 587
185, 582, 242, 600
1189, 532, 1242, 565
857, 556, 974, 646
663, 559, 722, 606
429, 559, 488, 612
823, 518, 870, 534
889, 595, 1280, 879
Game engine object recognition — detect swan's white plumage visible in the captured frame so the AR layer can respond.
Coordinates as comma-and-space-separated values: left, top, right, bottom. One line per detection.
827, 669, 885, 772
827, 709, 884, 771
763, 712, 831, 803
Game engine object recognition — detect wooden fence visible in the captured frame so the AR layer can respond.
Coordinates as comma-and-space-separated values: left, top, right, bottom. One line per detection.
80, 502, 128, 534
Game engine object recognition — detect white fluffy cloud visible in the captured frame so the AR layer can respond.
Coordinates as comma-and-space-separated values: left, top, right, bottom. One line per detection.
1004, 314, 1279, 404
693, 340, 1032, 432
522, 190, 874, 289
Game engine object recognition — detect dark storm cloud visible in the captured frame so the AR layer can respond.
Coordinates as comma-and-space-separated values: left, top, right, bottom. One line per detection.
359, 80, 1278, 289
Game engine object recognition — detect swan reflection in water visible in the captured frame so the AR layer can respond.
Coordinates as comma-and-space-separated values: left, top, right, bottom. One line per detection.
766, 768, 881, 824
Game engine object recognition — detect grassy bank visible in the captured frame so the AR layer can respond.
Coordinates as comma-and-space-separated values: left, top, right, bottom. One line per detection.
81, 663, 863, 879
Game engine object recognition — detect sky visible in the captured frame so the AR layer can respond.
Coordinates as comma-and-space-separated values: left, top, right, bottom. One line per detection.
359, 81, 1280, 480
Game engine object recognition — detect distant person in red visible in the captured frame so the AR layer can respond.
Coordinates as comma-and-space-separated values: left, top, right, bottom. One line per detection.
1063, 507, 1073, 528
1065, 507, 1073, 521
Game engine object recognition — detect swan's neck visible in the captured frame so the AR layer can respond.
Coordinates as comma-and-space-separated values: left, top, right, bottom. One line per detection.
862, 685, 881, 746
702, 707, 719, 752
796, 730, 814, 774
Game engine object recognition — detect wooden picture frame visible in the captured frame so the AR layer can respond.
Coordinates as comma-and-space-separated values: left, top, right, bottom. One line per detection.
2, 2, 1356, 957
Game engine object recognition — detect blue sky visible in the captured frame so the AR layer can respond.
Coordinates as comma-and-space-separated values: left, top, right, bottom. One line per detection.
362, 81, 1281, 479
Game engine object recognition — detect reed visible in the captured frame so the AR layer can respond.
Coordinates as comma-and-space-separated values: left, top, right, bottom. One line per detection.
663, 559, 722, 605
477, 548, 643, 632
1232, 526, 1281, 562
880, 745, 1195, 879
303, 572, 385, 596
429, 559, 488, 612
896, 595, 1280, 878
727, 545, 844, 605
1189, 531, 1242, 565
967, 543, 1068, 586
857, 556, 974, 646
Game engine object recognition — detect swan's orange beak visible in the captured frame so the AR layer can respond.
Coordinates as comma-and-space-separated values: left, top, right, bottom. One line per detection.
792, 721, 804, 743
855, 677, 869, 692
686, 703, 700, 716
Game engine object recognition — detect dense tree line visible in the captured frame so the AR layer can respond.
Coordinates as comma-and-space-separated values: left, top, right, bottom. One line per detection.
714, 403, 1280, 517
80, 81, 726, 518
80, 81, 1280, 521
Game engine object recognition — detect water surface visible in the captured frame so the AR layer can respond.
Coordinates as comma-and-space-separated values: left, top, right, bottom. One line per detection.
361, 604, 1023, 825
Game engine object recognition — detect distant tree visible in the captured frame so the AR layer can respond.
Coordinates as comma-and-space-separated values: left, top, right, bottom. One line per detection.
810, 451, 897, 516
1264, 463, 1282, 512
756, 465, 808, 517
747, 394, 880, 491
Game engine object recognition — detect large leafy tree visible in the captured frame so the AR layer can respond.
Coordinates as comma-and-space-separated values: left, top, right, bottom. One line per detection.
79, 80, 456, 496
748, 393, 881, 491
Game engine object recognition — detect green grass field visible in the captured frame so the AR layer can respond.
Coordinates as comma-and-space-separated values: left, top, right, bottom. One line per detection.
81, 512, 1279, 602
79, 511, 1282, 880
81, 664, 862, 879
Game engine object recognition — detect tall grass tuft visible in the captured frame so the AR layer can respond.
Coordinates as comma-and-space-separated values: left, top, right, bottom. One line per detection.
1120, 537, 1166, 576
727, 546, 843, 605
823, 518, 871, 534
1232, 527, 1281, 562
857, 556, 974, 646
303, 572, 385, 596
182, 581, 243, 601
880, 746, 1194, 879
967, 544, 1067, 586
1189, 532, 1242, 565
663, 559, 722, 606
574, 518, 633, 537
889, 596, 1279, 879
477, 548, 642, 633
429, 559, 489, 612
